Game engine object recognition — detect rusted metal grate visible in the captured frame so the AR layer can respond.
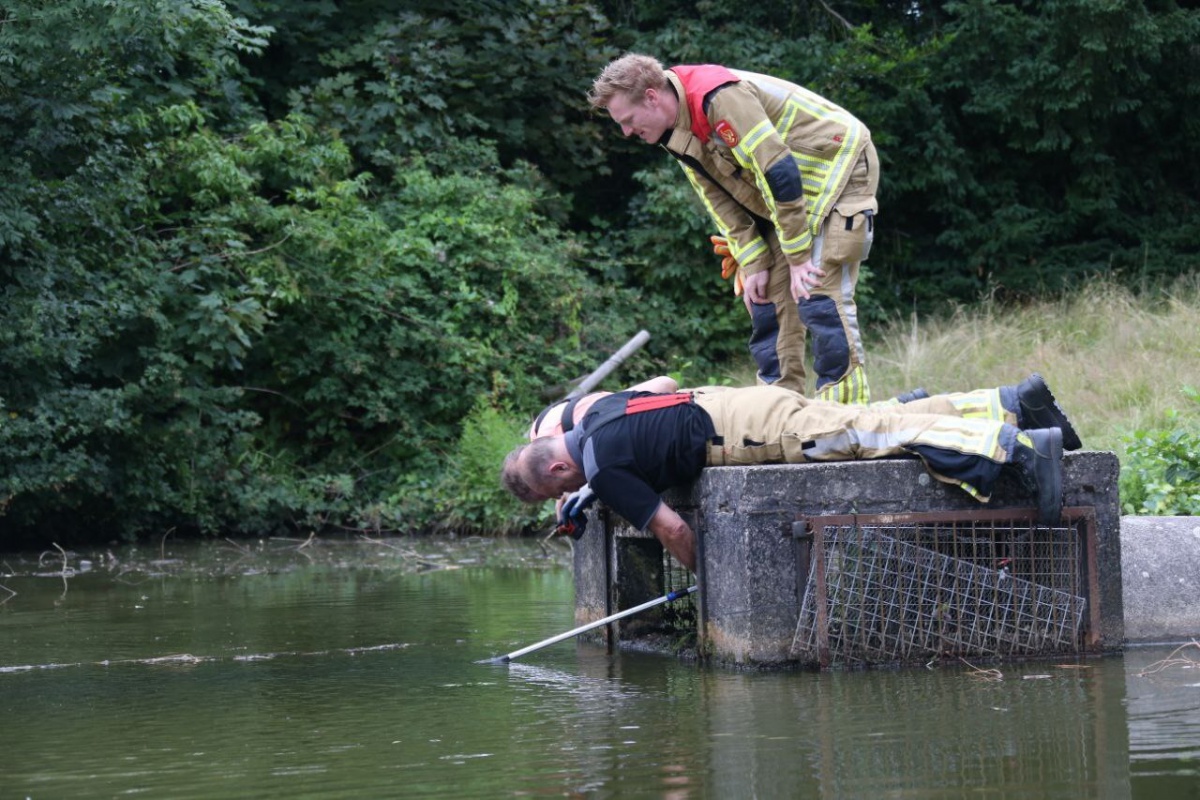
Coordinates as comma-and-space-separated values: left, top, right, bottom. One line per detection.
791, 509, 1098, 668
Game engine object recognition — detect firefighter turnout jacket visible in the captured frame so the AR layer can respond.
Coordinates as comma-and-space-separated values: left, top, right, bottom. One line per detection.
662, 65, 876, 278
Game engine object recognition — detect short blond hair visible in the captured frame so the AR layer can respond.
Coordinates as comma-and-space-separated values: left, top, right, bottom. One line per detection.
587, 52, 668, 110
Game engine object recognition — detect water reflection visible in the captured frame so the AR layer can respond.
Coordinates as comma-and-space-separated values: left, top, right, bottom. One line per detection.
1125, 645, 1200, 798
0, 537, 1196, 798
692, 660, 1134, 798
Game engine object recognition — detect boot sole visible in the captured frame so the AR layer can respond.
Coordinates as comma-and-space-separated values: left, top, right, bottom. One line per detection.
1035, 427, 1064, 527
1020, 374, 1083, 451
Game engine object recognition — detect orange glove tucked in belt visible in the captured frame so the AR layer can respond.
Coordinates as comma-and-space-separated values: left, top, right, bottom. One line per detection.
710, 235, 744, 296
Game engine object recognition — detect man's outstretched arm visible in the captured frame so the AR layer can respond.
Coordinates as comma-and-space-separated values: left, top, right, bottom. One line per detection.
646, 502, 697, 572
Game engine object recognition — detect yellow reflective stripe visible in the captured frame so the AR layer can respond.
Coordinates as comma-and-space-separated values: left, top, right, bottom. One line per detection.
731, 119, 775, 163
904, 420, 1006, 502
733, 238, 767, 265
852, 366, 870, 404
917, 422, 1004, 462
681, 165, 767, 267
801, 174, 824, 193
777, 92, 864, 241
682, 165, 731, 232
805, 133, 861, 232
732, 120, 803, 251
815, 364, 871, 405
729, 121, 785, 238
775, 100, 800, 140
947, 388, 1005, 421
731, 98, 866, 258
794, 153, 831, 175
779, 229, 810, 256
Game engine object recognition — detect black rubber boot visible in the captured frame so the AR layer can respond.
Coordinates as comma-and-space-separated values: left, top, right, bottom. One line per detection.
1009, 427, 1064, 526
894, 388, 929, 403
1016, 374, 1082, 451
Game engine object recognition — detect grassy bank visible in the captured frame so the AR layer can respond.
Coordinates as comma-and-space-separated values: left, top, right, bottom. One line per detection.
873, 276, 1200, 461
727, 275, 1200, 462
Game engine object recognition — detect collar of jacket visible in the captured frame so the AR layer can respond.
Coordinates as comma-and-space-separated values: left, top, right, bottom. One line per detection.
659, 73, 700, 155
666, 65, 740, 141
664, 71, 692, 137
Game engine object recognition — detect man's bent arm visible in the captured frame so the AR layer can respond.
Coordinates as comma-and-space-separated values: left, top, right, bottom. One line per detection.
646, 502, 697, 572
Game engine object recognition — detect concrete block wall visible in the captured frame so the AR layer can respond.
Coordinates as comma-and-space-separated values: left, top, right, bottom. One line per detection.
1121, 516, 1200, 644
573, 451, 1124, 668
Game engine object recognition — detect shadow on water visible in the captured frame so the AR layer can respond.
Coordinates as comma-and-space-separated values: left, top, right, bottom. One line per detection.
1, 535, 1197, 798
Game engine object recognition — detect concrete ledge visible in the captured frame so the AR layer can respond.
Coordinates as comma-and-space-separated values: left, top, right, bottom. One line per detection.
1120, 516, 1200, 644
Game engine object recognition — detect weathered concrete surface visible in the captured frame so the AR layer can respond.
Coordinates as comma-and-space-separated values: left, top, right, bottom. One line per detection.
575, 450, 1125, 668
1120, 516, 1200, 644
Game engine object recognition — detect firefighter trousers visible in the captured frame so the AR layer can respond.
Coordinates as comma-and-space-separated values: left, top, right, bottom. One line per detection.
746, 142, 878, 404
692, 384, 1019, 501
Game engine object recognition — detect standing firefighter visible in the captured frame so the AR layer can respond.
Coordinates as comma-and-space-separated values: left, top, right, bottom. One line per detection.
589, 54, 879, 403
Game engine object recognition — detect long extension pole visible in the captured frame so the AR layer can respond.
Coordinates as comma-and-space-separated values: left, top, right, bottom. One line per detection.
478, 586, 696, 664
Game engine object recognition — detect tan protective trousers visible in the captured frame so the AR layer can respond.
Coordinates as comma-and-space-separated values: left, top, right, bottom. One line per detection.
750, 142, 879, 404
692, 385, 1016, 500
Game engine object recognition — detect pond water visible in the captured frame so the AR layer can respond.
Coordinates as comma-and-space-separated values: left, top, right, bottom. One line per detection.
1, 536, 1198, 799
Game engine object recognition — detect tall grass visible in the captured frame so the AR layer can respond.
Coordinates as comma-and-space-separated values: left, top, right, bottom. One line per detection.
728, 275, 1200, 460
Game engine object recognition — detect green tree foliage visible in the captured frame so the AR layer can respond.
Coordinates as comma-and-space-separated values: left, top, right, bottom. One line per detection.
887, 0, 1200, 302
0, 1, 640, 545
4, 0, 1199, 545
240, 0, 616, 217
0, 2, 274, 542
223, 137, 641, 535
424, 396, 546, 535
2, 91, 638, 542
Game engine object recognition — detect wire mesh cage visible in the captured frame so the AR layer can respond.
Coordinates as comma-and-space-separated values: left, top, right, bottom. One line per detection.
792, 512, 1090, 667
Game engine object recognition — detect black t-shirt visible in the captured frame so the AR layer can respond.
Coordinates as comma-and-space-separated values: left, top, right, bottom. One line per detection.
573, 392, 715, 531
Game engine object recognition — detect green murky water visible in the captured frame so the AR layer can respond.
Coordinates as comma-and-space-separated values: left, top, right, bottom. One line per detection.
1, 537, 1197, 798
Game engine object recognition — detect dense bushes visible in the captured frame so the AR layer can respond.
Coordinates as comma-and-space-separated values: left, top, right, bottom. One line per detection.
0, 98, 640, 543
0, 1, 641, 545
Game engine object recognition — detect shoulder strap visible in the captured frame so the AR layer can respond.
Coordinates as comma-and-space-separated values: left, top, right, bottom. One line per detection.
560, 396, 583, 433
625, 392, 695, 414
530, 400, 563, 438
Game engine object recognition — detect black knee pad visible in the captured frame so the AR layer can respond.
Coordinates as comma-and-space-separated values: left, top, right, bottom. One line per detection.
798, 295, 849, 383
747, 301, 782, 383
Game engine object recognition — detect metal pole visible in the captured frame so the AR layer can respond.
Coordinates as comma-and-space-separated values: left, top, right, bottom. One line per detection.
565, 329, 651, 400
479, 586, 696, 664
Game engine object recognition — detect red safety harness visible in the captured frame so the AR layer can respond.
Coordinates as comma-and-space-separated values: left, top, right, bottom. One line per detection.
570, 391, 695, 441
624, 392, 694, 414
